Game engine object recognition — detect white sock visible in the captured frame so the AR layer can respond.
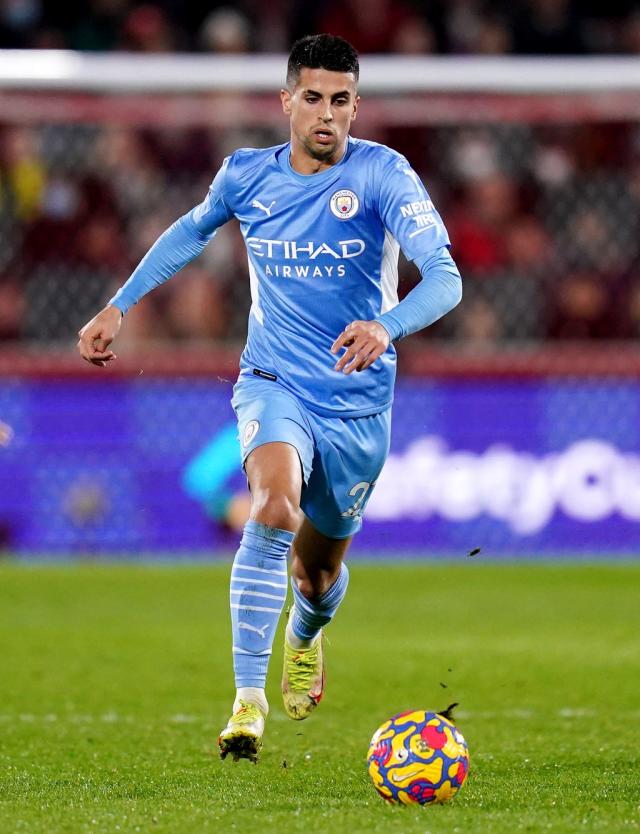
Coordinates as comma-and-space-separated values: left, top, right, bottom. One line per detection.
234, 687, 268, 715
286, 611, 320, 650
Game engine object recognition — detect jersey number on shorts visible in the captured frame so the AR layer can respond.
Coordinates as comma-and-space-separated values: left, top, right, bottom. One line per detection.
341, 481, 375, 519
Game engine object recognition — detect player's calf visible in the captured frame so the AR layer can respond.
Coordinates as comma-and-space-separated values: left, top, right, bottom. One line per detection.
281, 562, 349, 719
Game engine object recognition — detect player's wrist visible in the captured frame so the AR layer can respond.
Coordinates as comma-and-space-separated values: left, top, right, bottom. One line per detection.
373, 317, 396, 344
105, 303, 124, 319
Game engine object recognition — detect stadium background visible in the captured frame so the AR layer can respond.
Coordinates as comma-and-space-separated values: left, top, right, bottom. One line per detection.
2, 1, 640, 558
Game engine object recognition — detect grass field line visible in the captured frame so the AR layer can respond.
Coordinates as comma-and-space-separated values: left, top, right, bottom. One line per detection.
2, 707, 639, 725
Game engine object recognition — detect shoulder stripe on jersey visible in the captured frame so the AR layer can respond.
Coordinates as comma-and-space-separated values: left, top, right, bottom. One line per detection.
380, 229, 400, 314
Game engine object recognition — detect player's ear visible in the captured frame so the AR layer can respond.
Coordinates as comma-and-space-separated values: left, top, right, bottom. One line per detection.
281, 88, 292, 115
351, 95, 360, 122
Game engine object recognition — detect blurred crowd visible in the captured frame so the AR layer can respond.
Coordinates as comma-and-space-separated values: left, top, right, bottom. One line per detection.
1, 0, 640, 349
2, 0, 640, 55
1, 115, 640, 349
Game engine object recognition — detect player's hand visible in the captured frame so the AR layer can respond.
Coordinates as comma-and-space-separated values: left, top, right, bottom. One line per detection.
77, 304, 123, 367
331, 320, 391, 375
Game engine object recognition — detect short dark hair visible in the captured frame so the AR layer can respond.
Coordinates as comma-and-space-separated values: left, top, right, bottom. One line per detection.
286, 34, 359, 89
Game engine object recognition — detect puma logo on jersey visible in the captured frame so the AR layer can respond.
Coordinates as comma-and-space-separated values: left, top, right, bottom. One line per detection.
252, 199, 276, 216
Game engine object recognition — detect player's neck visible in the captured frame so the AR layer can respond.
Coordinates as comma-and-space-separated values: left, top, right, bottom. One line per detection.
289, 138, 348, 175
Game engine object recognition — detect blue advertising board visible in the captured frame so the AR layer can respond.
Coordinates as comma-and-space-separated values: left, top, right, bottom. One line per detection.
1, 378, 638, 557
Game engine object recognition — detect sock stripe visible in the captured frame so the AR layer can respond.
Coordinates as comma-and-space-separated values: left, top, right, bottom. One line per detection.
232, 521, 293, 689
231, 602, 282, 614
291, 563, 349, 642
230, 590, 286, 601
233, 563, 288, 576
230, 576, 287, 589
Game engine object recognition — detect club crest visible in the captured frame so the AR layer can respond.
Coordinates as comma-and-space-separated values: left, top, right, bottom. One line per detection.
242, 420, 260, 448
330, 189, 359, 220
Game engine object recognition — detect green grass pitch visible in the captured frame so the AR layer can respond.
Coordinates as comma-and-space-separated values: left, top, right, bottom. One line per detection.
1, 560, 639, 834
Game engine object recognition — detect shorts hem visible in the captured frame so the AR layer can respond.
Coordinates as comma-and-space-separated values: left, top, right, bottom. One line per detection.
241, 438, 310, 485
302, 509, 362, 540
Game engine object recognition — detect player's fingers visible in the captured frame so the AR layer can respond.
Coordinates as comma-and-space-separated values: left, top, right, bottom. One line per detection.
78, 336, 106, 357
77, 330, 99, 355
330, 331, 355, 354
80, 351, 105, 367
356, 345, 384, 372
331, 320, 364, 353
87, 353, 116, 367
351, 350, 374, 373
330, 332, 346, 353
94, 334, 115, 352
77, 338, 93, 361
344, 350, 373, 374
334, 335, 367, 370
339, 338, 375, 374
333, 339, 358, 364
334, 346, 359, 372
90, 350, 116, 362
348, 339, 385, 373
78, 338, 116, 366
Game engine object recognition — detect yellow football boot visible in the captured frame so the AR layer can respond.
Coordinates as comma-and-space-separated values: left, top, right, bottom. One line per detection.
281, 612, 325, 720
218, 700, 265, 763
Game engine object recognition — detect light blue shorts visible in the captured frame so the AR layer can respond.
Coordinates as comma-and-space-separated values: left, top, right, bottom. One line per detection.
231, 376, 391, 539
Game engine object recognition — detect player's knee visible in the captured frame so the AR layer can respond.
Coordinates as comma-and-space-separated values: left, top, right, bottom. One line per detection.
292, 572, 330, 600
250, 489, 299, 533
291, 559, 340, 600
292, 574, 316, 600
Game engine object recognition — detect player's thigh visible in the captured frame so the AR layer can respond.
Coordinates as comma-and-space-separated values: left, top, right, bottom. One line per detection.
245, 442, 304, 504
301, 408, 391, 539
232, 376, 315, 490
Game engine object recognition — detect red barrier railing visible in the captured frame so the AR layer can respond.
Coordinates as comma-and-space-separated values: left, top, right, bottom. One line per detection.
2, 343, 640, 380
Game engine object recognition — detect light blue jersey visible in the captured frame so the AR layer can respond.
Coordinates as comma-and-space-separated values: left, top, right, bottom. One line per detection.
112, 137, 455, 419
192, 138, 450, 417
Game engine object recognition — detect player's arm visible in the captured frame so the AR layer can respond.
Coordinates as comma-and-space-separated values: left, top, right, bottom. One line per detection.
77, 159, 233, 367
332, 154, 461, 374
375, 246, 462, 341
332, 247, 461, 374
331, 319, 391, 374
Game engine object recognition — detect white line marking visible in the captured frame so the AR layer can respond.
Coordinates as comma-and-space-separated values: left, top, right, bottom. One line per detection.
3, 707, 639, 725
408, 224, 436, 238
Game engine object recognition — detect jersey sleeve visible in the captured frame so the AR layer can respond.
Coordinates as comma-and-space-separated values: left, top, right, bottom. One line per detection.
109, 159, 234, 314
375, 246, 462, 341
188, 156, 234, 233
377, 154, 450, 261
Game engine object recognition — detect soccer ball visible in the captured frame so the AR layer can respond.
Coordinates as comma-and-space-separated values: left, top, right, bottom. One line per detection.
367, 709, 469, 805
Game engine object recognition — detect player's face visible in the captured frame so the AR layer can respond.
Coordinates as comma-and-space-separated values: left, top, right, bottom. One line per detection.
281, 67, 359, 167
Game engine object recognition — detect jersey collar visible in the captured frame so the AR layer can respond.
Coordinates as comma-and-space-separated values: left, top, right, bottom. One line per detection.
277, 138, 354, 185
